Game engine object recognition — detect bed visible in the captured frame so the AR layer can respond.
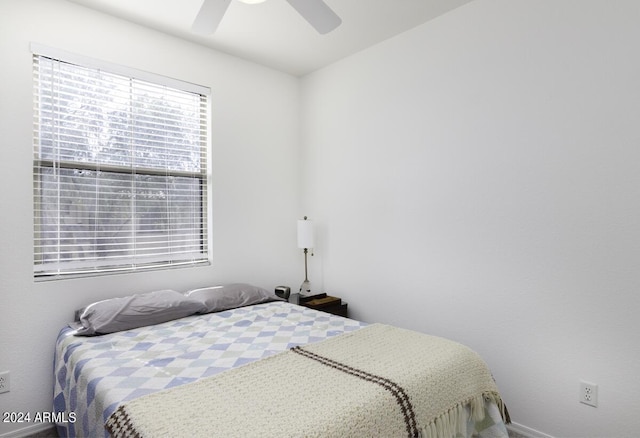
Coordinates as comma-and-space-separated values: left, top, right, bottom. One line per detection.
53, 285, 510, 438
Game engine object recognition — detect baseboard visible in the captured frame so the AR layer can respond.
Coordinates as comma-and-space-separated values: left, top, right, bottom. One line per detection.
508, 422, 555, 438
0, 422, 55, 438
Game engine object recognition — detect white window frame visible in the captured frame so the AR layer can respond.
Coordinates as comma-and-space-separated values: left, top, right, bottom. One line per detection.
32, 44, 212, 279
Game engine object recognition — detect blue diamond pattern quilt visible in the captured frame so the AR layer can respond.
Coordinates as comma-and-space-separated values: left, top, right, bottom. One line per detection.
53, 301, 366, 438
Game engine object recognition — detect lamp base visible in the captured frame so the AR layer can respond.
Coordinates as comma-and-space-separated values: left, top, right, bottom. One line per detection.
299, 280, 313, 297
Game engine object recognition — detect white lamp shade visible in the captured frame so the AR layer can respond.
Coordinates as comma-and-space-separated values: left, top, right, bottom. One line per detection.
297, 219, 315, 249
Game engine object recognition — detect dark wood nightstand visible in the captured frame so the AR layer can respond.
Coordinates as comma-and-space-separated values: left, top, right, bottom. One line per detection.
289, 293, 348, 318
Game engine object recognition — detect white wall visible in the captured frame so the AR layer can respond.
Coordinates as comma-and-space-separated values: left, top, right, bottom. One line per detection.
300, 1, 640, 437
0, 0, 301, 436
3, 1, 640, 437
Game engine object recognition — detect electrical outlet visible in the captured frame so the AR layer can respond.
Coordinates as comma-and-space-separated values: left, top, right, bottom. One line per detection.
0, 371, 9, 394
580, 380, 597, 407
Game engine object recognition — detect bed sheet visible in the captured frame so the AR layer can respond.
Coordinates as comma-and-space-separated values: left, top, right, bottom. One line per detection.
53, 301, 366, 437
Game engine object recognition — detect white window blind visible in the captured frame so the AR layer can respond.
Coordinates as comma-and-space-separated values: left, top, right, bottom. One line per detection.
33, 51, 210, 278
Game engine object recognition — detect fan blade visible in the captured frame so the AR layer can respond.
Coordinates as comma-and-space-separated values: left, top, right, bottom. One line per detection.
285, 0, 342, 34
192, 0, 232, 34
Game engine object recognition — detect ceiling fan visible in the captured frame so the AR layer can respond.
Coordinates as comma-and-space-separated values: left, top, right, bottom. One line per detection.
192, 0, 342, 35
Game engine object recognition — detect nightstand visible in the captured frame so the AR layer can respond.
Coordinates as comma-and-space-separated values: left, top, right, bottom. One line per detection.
290, 293, 348, 318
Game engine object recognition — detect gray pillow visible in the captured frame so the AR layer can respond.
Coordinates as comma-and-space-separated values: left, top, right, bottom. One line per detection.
73, 289, 206, 336
186, 283, 283, 314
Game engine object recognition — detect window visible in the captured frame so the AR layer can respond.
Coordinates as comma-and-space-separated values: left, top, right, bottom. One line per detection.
32, 46, 210, 278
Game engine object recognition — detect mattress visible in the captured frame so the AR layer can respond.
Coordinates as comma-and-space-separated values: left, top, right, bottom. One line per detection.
53, 301, 509, 437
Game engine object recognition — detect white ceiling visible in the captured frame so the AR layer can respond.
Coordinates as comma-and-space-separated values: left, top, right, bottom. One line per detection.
67, 0, 474, 76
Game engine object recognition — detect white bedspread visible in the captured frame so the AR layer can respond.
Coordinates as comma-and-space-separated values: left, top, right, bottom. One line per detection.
106, 324, 508, 438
